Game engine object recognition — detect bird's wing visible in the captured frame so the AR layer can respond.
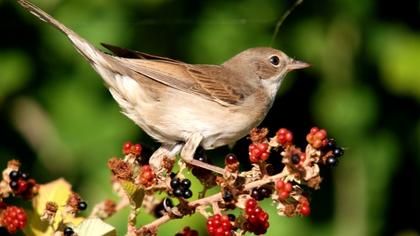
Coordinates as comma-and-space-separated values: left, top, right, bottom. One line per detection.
104, 46, 256, 106
101, 43, 182, 63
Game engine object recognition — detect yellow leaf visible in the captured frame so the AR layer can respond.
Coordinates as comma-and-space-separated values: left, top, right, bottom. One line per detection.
120, 180, 145, 209
24, 178, 84, 236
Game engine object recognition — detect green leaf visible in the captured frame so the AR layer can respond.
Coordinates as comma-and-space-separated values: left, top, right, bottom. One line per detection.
74, 218, 116, 236
120, 180, 145, 209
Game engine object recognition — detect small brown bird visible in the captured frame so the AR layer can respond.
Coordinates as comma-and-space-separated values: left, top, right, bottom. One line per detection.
16, 0, 309, 174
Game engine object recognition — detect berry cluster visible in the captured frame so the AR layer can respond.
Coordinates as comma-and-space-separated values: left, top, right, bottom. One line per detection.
171, 177, 193, 199
122, 141, 142, 156
248, 143, 270, 163
8, 170, 38, 199
276, 128, 293, 146
0, 205, 27, 234
206, 213, 232, 236
323, 138, 345, 167
250, 186, 272, 201
243, 199, 269, 235
306, 127, 328, 149
275, 180, 293, 201
138, 165, 155, 187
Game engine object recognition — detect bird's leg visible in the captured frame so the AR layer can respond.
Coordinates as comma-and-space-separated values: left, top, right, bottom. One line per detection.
181, 133, 225, 175
149, 143, 183, 179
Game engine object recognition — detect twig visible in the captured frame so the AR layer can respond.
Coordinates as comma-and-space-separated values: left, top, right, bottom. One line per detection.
140, 170, 287, 232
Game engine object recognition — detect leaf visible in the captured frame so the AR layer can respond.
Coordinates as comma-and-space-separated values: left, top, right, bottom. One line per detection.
24, 178, 84, 236
73, 218, 116, 236
120, 180, 145, 209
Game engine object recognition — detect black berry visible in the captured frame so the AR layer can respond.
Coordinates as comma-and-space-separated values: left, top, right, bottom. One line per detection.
63, 226, 74, 236
326, 156, 338, 167
182, 189, 193, 199
259, 187, 272, 198
180, 179, 191, 189
291, 154, 300, 164
222, 190, 233, 202
9, 171, 20, 181
9, 181, 19, 190
194, 147, 207, 162
227, 214, 236, 222
20, 172, 29, 180
173, 188, 183, 198
251, 188, 263, 201
326, 138, 336, 150
77, 201, 88, 211
333, 147, 344, 157
170, 178, 180, 189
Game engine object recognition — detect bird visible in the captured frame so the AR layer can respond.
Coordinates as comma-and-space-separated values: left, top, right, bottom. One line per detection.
15, 0, 310, 175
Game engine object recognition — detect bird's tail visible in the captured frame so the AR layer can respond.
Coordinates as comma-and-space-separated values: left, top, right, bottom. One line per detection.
16, 0, 106, 65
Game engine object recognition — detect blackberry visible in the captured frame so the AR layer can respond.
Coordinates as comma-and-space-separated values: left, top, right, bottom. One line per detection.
333, 147, 344, 157
173, 188, 183, 198
326, 156, 338, 167
170, 178, 180, 189
9, 170, 20, 181
63, 226, 74, 236
9, 181, 19, 191
251, 188, 263, 201
180, 179, 191, 189
291, 154, 300, 164
222, 190, 233, 202
77, 201, 88, 211
182, 189, 193, 199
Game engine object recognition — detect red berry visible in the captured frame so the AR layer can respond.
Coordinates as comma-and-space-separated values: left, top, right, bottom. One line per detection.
245, 198, 257, 209
225, 154, 238, 165
132, 144, 142, 156
284, 182, 293, 192
251, 148, 262, 158
279, 191, 289, 200
275, 180, 284, 190
257, 143, 268, 152
249, 155, 259, 163
122, 141, 132, 155
276, 128, 293, 146
17, 180, 27, 193
315, 129, 327, 139
206, 214, 231, 236
138, 165, 155, 187
1, 206, 27, 234
258, 211, 269, 222
310, 127, 319, 134
300, 205, 311, 216
260, 152, 269, 161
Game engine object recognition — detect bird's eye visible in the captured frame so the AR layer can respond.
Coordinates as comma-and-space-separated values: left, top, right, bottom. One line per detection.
270, 55, 280, 66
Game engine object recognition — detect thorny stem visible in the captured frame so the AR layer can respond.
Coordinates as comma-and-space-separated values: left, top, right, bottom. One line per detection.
140, 170, 288, 232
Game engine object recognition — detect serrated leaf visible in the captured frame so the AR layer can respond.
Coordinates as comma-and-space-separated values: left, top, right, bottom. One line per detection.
120, 180, 145, 209
74, 218, 116, 236
24, 178, 84, 236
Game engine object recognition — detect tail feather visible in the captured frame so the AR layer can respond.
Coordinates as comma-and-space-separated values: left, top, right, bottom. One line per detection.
16, 0, 105, 64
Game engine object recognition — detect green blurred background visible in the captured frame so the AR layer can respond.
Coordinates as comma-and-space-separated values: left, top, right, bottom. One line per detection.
1, 0, 419, 235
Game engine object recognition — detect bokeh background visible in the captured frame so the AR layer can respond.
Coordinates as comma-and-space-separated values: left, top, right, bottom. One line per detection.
1, 0, 419, 235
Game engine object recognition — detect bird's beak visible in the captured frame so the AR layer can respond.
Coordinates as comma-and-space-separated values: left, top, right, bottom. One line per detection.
287, 59, 311, 71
